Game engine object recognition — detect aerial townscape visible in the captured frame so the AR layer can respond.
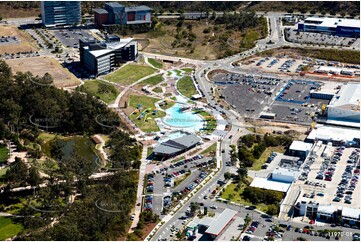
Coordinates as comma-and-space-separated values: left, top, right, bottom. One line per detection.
0, 1, 360, 241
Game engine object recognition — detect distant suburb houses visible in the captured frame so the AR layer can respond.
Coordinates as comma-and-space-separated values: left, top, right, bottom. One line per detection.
94, 2, 152, 27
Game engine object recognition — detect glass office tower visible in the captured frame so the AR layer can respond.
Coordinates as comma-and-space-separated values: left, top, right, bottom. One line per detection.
41, 1, 81, 27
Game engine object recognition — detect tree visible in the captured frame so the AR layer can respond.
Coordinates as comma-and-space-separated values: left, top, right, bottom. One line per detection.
5, 157, 28, 184
237, 166, 248, 181
224, 172, 232, 180
190, 202, 200, 216
267, 204, 279, 216
27, 166, 41, 186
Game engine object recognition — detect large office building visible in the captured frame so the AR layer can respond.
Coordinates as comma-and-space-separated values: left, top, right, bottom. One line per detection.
94, 2, 152, 27
41, 1, 81, 27
79, 36, 137, 75
327, 82, 360, 125
298, 17, 360, 37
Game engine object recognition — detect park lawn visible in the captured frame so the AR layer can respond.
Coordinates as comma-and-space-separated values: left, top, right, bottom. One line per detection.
176, 76, 198, 98
0, 146, 9, 164
181, 68, 193, 73
148, 58, 163, 68
221, 180, 267, 211
0, 217, 23, 240
201, 142, 217, 156
174, 69, 182, 76
104, 64, 156, 85
38, 132, 64, 142
139, 74, 164, 87
129, 95, 174, 132
250, 146, 286, 171
152, 87, 163, 93
146, 147, 154, 158
0, 167, 9, 178
79, 80, 120, 104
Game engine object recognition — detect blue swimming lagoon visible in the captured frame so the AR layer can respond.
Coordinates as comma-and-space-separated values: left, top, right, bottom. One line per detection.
162, 96, 204, 131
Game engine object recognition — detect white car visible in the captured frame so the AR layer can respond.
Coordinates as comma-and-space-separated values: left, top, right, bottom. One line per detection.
210, 205, 217, 209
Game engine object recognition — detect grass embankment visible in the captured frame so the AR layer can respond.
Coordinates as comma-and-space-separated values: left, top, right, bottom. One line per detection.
0, 217, 23, 240
176, 76, 198, 98
139, 74, 164, 86
200, 142, 217, 156
104, 64, 156, 85
129, 95, 174, 132
196, 111, 217, 134
77, 80, 120, 104
148, 58, 163, 68
180, 68, 193, 74
0, 146, 9, 164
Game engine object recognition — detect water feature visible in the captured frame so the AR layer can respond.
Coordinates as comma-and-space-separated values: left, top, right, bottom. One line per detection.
162, 96, 204, 132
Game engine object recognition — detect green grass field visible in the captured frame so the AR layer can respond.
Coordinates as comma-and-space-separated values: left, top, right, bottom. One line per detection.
181, 68, 193, 73
0, 146, 9, 164
152, 87, 163, 93
0, 217, 23, 240
148, 58, 163, 68
104, 64, 156, 85
78, 80, 120, 104
139, 74, 164, 87
200, 142, 217, 156
0, 167, 9, 178
129, 95, 174, 132
176, 76, 198, 98
221, 181, 272, 213
250, 146, 286, 171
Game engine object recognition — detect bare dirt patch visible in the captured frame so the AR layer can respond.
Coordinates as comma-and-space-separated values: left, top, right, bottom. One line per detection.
6, 56, 80, 88
0, 25, 38, 54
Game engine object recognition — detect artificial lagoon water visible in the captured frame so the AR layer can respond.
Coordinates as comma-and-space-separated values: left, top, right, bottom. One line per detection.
162, 96, 204, 132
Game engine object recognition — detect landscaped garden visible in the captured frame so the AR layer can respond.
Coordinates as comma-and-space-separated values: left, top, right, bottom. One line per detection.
176, 76, 198, 98
128, 95, 174, 132
139, 74, 164, 87
0, 145, 9, 164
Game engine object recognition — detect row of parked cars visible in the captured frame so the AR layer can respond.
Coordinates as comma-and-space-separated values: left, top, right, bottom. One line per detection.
147, 174, 155, 192
182, 171, 208, 195
316, 147, 345, 181
163, 195, 172, 209
245, 221, 260, 236
279, 59, 296, 72
144, 194, 153, 211
169, 155, 203, 169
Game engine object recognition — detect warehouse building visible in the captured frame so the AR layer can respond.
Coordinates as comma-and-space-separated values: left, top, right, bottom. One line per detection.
298, 17, 360, 37
327, 82, 360, 125
79, 37, 137, 75
289, 141, 313, 159
94, 2, 152, 27
41, 1, 81, 27
204, 209, 238, 238
152, 134, 201, 159
306, 124, 360, 146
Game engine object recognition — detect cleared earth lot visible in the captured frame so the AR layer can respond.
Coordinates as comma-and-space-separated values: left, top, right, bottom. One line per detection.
6, 56, 80, 88
0, 25, 37, 54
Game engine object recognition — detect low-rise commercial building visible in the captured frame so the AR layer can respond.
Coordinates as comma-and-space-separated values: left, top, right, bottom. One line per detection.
152, 134, 201, 159
94, 2, 152, 27
306, 124, 360, 146
289, 141, 313, 159
298, 17, 360, 37
79, 37, 137, 75
327, 82, 360, 125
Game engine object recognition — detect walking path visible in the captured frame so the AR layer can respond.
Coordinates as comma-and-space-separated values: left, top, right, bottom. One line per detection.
129, 146, 148, 232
